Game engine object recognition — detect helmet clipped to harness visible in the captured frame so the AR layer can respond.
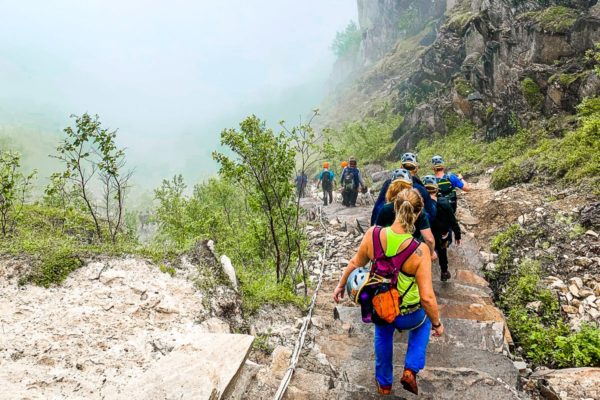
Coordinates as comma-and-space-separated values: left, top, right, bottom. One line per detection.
345, 267, 370, 304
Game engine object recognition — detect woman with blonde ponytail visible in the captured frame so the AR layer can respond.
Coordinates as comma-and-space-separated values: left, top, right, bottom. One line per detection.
375, 169, 436, 259
334, 188, 443, 396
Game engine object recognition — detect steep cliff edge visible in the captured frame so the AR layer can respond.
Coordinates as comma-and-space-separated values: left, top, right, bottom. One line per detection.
323, 0, 600, 151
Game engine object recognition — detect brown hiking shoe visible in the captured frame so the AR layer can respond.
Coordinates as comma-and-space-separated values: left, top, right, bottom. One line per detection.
375, 378, 392, 396
400, 368, 418, 395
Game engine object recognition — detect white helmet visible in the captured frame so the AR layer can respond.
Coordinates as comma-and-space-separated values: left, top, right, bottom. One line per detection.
345, 267, 370, 303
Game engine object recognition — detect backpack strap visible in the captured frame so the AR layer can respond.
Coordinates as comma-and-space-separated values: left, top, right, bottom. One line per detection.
392, 239, 420, 277
372, 226, 385, 261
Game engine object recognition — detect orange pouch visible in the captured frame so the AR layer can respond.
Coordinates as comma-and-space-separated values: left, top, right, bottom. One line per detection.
372, 288, 401, 323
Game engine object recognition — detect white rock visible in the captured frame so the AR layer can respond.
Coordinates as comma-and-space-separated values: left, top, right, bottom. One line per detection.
569, 277, 584, 289
513, 361, 528, 372
220, 255, 238, 291
569, 284, 580, 298
200, 317, 231, 334
584, 230, 598, 238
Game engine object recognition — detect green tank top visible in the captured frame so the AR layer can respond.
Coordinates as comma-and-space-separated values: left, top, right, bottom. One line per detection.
384, 227, 420, 307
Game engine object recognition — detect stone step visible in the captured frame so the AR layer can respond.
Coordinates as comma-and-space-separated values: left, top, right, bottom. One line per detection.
333, 306, 508, 353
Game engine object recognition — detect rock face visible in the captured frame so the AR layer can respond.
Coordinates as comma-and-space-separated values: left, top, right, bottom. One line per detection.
357, 0, 446, 66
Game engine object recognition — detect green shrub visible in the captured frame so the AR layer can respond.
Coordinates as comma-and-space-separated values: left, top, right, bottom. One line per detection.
324, 107, 403, 165
331, 21, 362, 58
491, 158, 533, 189
454, 77, 474, 97
521, 78, 544, 111
488, 226, 600, 368
28, 247, 83, 288
533, 6, 579, 34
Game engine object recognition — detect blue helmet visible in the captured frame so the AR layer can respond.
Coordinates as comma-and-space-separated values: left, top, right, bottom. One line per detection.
431, 155, 445, 169
401, 152, 418, 170
422, 175, 438, 192
391, 168, 412, 184
345, 267, 370, 304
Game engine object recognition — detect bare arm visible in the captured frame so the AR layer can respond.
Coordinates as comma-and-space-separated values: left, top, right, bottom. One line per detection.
333, 228, 373, 302
457, 174, 471, 192
420, 228, 437, 260
414, 244, 440, 326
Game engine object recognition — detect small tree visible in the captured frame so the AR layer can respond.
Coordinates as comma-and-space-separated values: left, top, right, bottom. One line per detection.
53, 113, 132, 243
0, 151, 36, 236
331, 21, 362, 59
213, 116, 299, 283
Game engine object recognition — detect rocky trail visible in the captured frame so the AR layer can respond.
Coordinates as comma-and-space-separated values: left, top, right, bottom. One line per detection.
230, 191, 517, 399
2, 177, 599, 400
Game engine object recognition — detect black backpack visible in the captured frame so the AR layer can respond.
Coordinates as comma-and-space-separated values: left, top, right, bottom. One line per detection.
343, 171, 355, 192
321, 170, 332, 189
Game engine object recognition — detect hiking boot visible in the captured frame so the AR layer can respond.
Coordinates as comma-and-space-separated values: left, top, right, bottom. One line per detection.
441, 271, 451, 281
400, 368, 418, 395
375, 379, 392, 396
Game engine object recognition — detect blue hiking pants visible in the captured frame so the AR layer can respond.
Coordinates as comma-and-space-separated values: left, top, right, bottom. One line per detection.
374, 308, 431, 388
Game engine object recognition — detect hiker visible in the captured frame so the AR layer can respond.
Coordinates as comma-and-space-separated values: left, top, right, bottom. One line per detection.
319, 162, 335, 206
431, 155, 470, 212
333, 188, 444, 395
374, 169, 437, 261
340, 156, 365, 207
401, 152, 437, 221
371, 175, 392, 226
295, 173, 307, 198
423, 175, 462, 281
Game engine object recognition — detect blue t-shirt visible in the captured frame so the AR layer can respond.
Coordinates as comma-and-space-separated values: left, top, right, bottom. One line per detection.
371, 178, 391, 226
319, 170, 334, 180
447, 173, 464, 189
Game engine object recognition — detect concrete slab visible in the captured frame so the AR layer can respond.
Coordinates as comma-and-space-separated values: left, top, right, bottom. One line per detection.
108, 333, 254, 400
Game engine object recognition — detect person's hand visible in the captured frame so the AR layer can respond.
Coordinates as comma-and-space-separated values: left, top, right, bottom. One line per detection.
432, 251, 438, 261
455, 239, 461, 246
333, 286, 345, 303
432, 322, 444, 337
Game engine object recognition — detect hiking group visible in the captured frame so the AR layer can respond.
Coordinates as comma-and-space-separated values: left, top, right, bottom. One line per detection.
333, 153, 470, 396
308, 156, 367, 207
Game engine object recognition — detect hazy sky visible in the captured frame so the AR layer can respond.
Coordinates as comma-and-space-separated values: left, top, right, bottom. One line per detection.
0, 0, 357, 186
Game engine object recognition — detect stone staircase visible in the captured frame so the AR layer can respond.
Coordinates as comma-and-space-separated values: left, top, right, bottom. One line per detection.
226, 202, 524, 399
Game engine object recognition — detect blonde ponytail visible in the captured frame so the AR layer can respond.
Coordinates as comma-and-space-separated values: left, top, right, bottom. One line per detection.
393, 189, 424, 233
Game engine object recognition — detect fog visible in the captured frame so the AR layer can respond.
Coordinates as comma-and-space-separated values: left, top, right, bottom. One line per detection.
0, 0, 357, 190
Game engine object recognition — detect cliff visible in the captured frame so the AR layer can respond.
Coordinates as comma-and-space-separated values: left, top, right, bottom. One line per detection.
322, 0, 600, 154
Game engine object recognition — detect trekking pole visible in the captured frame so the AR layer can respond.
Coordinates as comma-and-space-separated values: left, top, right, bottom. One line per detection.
273, 206, 329, 400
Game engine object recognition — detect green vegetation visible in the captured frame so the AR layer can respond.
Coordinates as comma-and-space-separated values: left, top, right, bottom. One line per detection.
0, 151, 36, 236
454, 77, 474, 98
416, 97, 600, 191
398, 5, 420, 35
323, 107, 403, 165
523, 6, 579, 34
153, 115, 316, 313
446, 11, 476, 32
488, 225, 600, 367
331, 21, 362, 59
549, 72, 588, 88
521, 78, 544, 111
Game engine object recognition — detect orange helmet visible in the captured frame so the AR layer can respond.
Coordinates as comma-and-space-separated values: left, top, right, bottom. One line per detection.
323, 162, 330, 168
341, 161, 348, 168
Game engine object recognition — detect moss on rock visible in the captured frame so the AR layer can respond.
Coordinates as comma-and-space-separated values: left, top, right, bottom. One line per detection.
521, 77, 544, 111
